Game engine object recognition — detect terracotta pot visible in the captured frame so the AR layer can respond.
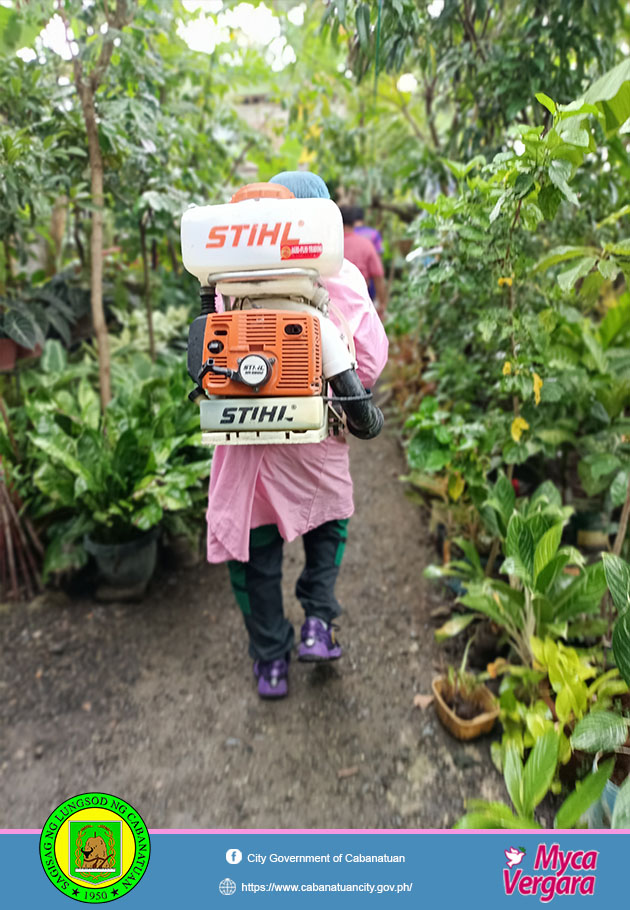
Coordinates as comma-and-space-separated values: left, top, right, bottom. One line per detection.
432, 676, 499, 741
0, 338, 17, 372
16, 343, 43, 360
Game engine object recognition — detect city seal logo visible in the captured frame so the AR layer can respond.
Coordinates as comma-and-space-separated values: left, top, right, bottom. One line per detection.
39, 792, 150, 903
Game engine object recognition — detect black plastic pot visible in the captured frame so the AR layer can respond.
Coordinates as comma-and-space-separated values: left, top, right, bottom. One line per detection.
84, 527, 160, 589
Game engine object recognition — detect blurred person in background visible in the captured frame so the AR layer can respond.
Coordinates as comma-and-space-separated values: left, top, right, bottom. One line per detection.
339, 205, 388, 318
353, 206, 384, 256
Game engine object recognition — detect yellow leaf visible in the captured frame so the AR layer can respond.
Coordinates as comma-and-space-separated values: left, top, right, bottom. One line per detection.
511, 416, 530, 442
448, 471, 465, 502
299, 147, 316, 165
533, 372, 543, 406
487, 657, 509, 679
503, 360, 512, 375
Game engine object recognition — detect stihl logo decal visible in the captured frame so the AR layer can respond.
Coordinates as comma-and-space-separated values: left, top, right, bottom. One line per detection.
220, 405, 294, 425
206, 223, 300, 249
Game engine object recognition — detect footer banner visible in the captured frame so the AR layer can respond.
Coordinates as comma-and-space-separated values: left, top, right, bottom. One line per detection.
2, 827, 629, 907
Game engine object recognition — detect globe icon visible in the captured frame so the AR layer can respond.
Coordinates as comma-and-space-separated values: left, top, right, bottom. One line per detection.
219, 878, 237, 896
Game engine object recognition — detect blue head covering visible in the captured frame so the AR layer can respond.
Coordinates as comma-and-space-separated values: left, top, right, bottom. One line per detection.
269, 171, 330, 199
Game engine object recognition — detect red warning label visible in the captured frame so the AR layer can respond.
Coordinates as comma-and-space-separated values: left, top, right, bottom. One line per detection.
281, 243, 323, 260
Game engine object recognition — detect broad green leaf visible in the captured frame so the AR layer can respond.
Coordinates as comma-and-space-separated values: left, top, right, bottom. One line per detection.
598, 259, 620, 281
537, 185, 562, 221
555, 562, 608, 620
598, 297, 630, 348
598, 204, 630, 228
570, 712, 628, 753
582, 328, 609, 373
485, 474, 516, 535
606, 238, 630, 255
434, 613, 477, 643
557, 257, 596, 292
536, 552, 570, 593
505, 514, 534, 580
613, 610, 630, 689
530, 480, 563, 509
522, 729, 559, 816
555, 758, 615, 828
611, 775, 630, 828
602, 552, 630, 615
581, 58, 630, 134
41, 339, 67, 374
535, 92, 556, 115
534, 523, 563, 581
536, 427, 575, 446
513, 172, 535, 199
453, 537, 482, 573
458, 590, 505, 627
77, 380, 100, 429
3, 309, 38, 349
355, 4, 370, 48
30, 434, 89, 482
535, 245, 599, 273
489, 192, 507, 223
548, 159, 579, 205
504, 745, 524, 817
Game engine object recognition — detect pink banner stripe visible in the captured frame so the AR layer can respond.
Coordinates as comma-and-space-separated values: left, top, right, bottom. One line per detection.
3, 828, 630, 834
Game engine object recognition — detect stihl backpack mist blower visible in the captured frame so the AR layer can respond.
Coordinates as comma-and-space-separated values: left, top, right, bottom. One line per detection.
181, 182, 383, 445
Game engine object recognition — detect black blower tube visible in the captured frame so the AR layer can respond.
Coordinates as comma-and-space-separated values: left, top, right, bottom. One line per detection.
328, 369, 384, 440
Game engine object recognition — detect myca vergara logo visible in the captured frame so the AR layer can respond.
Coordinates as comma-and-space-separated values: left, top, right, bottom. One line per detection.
503, 843, 598, 902
39, 792, 150, 903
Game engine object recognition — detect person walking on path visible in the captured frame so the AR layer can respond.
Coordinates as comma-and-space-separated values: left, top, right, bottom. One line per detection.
339, 205, 388, 317
205, 172, 389, 699
353, 206, 384, 256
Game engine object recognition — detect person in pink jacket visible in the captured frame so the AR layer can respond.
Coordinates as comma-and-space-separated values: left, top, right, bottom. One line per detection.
206, 171, 389, 699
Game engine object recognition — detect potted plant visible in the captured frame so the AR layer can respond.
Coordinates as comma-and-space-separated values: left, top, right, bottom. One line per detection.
0, 295, 44, 371
456, 729, 616, 829
24, 349, 211, 597
432, 639, 499, 740
570, 706, 630, 827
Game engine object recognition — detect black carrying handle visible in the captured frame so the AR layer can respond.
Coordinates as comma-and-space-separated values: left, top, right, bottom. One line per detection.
328, 369, 384, 440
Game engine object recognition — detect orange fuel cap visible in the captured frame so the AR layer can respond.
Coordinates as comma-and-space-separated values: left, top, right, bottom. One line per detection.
230, 182, 295, 203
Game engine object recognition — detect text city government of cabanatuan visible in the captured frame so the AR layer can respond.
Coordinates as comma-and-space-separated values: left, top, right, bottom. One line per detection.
247, 854, 406, 865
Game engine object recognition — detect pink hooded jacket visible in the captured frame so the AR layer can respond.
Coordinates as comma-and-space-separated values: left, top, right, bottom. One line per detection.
206, 258, 389, 563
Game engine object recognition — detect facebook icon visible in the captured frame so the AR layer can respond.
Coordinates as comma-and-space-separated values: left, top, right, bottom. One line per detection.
226, 849, 243, 865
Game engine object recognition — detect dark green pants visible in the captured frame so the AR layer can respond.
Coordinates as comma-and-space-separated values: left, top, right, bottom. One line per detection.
227, 519, 349, 662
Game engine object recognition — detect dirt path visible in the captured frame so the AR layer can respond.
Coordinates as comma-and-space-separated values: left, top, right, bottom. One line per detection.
0, 426, 506, 828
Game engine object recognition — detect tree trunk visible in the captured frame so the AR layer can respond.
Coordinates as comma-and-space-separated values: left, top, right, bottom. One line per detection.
82, 93, 112, 409
139, 219, 156, 362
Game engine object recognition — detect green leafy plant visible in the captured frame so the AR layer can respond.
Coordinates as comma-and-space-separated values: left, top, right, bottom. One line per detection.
13, 341, 210, 577
455, 729, 615, 829
602, 553, 630, 687
440, 636, 492, 719
427, 478, 606, 665
488, 639, 627, 771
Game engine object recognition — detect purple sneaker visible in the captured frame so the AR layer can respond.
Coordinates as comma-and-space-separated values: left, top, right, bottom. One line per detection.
297, 617, 342, 662
253, 658, 289, 699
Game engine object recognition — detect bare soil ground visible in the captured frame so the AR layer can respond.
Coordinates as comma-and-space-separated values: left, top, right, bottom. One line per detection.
0, 425, 508, 829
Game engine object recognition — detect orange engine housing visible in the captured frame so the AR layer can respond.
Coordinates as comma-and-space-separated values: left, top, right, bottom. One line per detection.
202, 310, 322, 397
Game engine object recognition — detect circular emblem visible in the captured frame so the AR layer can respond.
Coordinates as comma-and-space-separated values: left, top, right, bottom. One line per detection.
280, 244, 292, 259
239, 354, 270, 387
39, 792, 150, 903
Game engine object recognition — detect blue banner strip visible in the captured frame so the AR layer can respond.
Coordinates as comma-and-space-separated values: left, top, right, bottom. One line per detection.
3, 831, 630, 908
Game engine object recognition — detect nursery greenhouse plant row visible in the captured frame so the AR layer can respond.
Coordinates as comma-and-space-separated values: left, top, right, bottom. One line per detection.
3, 0, 630, 829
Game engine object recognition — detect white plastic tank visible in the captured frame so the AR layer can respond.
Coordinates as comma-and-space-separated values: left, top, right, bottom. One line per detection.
181, 189, 344, 283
